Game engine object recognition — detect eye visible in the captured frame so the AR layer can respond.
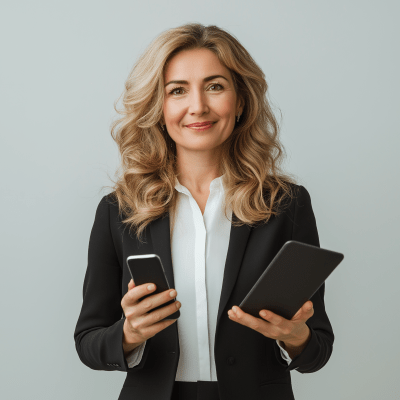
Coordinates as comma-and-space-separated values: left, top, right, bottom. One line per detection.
168, 82, 224, 96
209, 83, 224, 91
169, 86, 184, 95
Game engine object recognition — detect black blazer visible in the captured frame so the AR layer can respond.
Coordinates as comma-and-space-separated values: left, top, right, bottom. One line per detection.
74, 184, 334, 400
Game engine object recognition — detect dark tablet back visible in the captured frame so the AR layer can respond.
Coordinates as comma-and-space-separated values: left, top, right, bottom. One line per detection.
239, 240, 344, 320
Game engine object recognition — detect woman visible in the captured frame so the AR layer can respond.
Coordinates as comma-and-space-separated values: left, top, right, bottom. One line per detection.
74, 23, 334, 400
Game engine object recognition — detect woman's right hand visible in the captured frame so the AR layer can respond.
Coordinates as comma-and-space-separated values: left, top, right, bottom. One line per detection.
121, 279, 181, 353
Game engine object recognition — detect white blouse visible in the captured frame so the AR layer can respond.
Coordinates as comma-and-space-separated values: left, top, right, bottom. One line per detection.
125, 174, 292, 380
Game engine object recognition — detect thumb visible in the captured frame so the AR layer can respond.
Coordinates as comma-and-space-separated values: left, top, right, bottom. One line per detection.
293, 307, 302, 319
304, 301, 313, 312
294, 301, 312, 319
293, 301, 311, 319
128, 278, 135, 290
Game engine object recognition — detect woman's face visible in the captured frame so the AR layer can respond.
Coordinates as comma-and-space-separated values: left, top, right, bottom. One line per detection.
163, 47, 242, 155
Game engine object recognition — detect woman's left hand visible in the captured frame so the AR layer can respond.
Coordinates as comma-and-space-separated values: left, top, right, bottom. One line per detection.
227, 301, 314, 347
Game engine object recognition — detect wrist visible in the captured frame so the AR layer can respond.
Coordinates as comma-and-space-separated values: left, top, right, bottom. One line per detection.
284, 325, 311, 348
123, 341, 141, 355
122, 319, 143, 354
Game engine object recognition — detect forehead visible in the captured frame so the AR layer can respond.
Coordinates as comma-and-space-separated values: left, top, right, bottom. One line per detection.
164, 48, 230, 81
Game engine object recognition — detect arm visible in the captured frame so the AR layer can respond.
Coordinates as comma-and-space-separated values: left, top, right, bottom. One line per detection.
273, 185, 335, 373
73, 194, 151, 372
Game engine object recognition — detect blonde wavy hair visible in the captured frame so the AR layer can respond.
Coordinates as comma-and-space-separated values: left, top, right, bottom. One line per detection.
103, 23, 299, 243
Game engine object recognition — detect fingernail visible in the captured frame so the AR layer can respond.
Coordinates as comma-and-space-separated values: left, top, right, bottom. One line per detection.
147, 284, 155, 291
261, 311, 267, 317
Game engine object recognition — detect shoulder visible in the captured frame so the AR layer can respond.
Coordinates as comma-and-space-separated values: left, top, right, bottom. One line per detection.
286, 182, 311, 197
268, 182, 315, 219
292, 184, 314, 208
96, 191, 119, 210
263, 181, 303, 211
92, 191, 120, 223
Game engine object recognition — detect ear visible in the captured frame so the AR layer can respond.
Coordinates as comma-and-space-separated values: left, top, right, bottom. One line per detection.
237, 97, 244, 116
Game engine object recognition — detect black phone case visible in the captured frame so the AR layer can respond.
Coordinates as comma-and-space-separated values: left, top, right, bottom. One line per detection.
126, 254, 180, 321
239, 240, 344, 320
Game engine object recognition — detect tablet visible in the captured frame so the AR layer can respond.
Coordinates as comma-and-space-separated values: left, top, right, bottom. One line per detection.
238, 240, 344, 320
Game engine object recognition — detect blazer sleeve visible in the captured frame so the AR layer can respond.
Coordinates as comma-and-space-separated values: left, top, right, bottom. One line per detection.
73, 195, 151, 372
276, 340, 292, 364
125, 340, 147, 368
273, 184, 335, 373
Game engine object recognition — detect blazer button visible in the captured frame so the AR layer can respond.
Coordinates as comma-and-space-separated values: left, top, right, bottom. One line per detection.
227, 357, 236, 365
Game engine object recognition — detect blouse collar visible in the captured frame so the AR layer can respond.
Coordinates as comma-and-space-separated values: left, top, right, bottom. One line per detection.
174, 174, 225, 196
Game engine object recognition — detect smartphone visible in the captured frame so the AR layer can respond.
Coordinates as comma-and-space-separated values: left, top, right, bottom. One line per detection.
126, 254, 180, 321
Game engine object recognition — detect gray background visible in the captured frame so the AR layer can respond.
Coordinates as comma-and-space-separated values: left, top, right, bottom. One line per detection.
1, 0, 399, 399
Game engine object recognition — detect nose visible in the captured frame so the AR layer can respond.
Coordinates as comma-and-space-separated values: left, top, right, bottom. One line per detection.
187, 88, 209, 115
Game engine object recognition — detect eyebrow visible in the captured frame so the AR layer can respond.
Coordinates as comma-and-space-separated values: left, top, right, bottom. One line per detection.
164, 75, 229, 87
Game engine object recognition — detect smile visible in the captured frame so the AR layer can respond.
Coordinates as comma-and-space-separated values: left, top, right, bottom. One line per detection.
186, 122, 216, 131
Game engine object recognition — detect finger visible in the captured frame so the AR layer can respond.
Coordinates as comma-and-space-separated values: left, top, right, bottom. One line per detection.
128, 278, 135, 290
292, 307, 302, 319
139, 287, 177, 315
300, 301, 313, 315
305, 301, 313, 312
134, 299, 180, 334
139, 317, 178, 340
304, 301, 314, 318
122, 282, 157, 309
259, 309, 286, 327
125, 310, 178, 344
145, 300, 181, 326
228, 306, 266, 334
292, 301, 313, 320
292, 300, 313, 319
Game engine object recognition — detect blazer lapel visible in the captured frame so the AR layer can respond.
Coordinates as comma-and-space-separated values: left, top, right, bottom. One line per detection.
149, 210, 252, 333
149, 212, 175, 290
215, 212, 252, 329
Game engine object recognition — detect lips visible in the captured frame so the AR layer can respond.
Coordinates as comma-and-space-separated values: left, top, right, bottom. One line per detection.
186, 121, 215, 127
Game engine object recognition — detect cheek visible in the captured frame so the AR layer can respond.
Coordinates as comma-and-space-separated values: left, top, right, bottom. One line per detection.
163, 103, 184, 124
215, 100, 236, 119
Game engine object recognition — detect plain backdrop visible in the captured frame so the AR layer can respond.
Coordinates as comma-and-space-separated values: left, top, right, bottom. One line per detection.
1, 1, 399, 399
